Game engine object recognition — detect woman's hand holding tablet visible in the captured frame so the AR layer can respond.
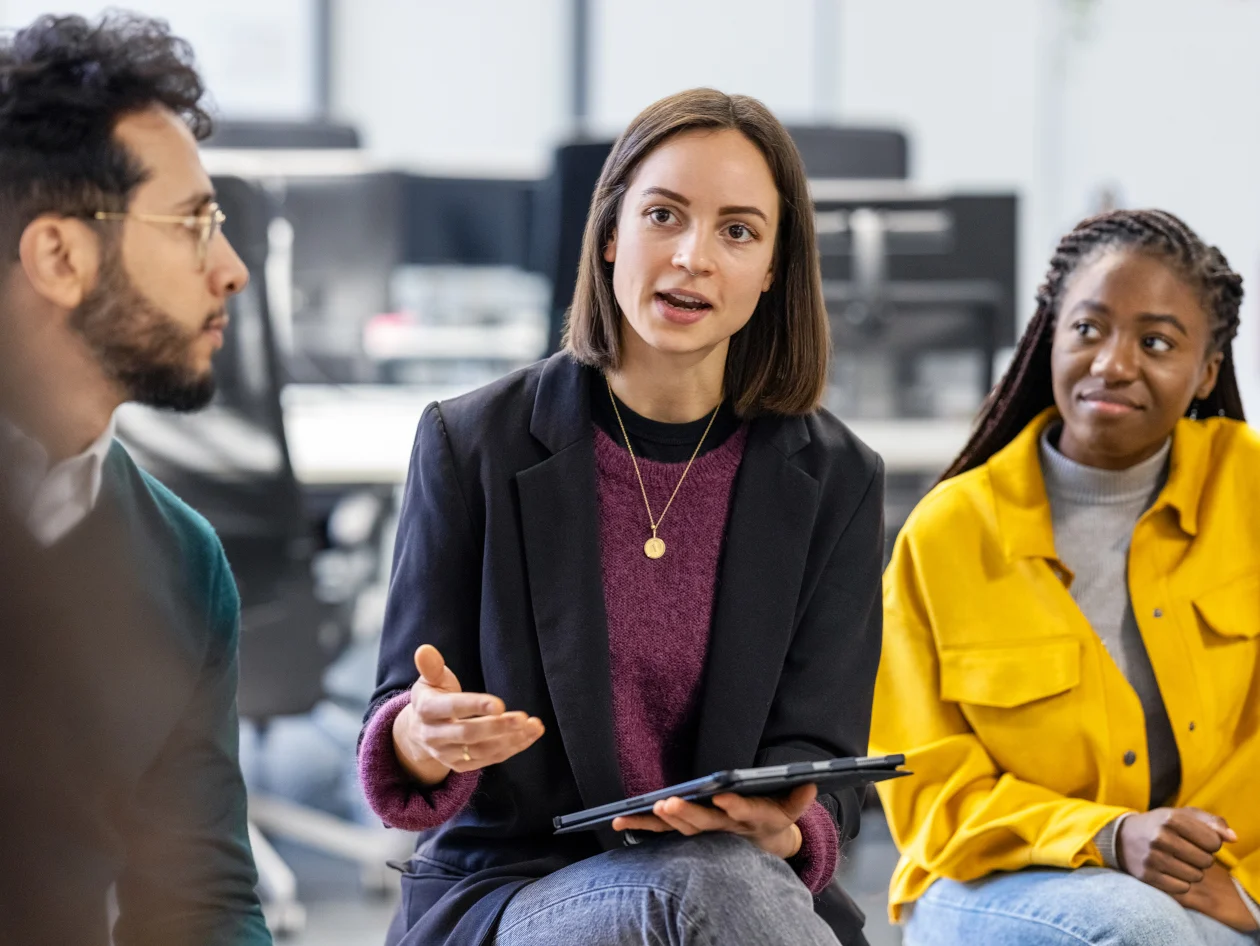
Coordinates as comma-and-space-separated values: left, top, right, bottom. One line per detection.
613, 782, 817, 858
556, 756, 909, 849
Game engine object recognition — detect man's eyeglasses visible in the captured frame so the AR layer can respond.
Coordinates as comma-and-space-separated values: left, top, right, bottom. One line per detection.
92, 202, 226, 270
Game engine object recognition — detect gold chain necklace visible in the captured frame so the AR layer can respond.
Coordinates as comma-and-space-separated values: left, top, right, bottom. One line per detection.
605, 376, 721, 560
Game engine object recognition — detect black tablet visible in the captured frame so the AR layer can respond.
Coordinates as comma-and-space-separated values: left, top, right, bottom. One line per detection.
553, 754, 910, 834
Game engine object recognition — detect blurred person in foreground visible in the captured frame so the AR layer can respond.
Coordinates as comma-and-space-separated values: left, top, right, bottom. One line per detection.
0, 12, 269, 945
357, 88, 885, 945
872, 210, 1260, 945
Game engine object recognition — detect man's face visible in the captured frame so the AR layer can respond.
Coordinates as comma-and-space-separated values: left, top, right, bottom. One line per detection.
71, 107, 248, 411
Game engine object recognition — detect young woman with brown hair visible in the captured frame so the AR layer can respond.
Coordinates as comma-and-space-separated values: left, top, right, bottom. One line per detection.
357, 88, 885, 946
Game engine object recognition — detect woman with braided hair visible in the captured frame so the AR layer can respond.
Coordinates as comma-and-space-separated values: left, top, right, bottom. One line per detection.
871, 209, 1260, 945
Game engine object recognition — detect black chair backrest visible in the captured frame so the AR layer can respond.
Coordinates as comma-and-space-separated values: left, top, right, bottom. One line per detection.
280, 172, 408, 383
785, 126, 909, 180
405, 174, 536, 270
205, 120, 362, 150
533, 140, 614, 354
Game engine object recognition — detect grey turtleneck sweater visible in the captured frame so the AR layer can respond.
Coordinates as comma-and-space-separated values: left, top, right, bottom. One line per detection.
1039, 426, 1181, 864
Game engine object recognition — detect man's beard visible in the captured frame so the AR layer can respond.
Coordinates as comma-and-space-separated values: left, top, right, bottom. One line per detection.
69, 253, 219, 413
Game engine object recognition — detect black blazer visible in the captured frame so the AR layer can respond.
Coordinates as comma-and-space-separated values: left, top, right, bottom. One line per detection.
369, 352, 884, 946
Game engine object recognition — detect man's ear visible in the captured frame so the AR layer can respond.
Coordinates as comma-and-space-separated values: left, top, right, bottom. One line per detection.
17, 215, 102, 311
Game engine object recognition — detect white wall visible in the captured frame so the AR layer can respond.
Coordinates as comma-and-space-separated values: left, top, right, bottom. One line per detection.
330, 0, 842, 174
1055, 0, 1260, 414
331, 0, 570, 176
588, 0, 823, 136
1, 0, 319, 119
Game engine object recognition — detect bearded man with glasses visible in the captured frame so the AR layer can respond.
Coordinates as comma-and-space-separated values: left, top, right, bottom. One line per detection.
0, 12, 270, 945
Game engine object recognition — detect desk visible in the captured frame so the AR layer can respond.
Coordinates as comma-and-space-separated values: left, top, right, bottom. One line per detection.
283, 384, 971, 486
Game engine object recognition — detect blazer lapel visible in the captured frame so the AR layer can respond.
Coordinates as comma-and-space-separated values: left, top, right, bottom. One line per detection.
691, 415, 820, 777
516, 355, 626, 824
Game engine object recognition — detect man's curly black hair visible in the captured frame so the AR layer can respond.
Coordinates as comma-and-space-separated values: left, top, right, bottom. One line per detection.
0, 12, 211, 260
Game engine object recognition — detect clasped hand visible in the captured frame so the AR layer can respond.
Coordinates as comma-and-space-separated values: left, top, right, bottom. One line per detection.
1118, 807, 1257, 933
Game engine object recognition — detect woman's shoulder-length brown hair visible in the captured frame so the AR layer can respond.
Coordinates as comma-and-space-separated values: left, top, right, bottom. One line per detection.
563, 87, 830, 418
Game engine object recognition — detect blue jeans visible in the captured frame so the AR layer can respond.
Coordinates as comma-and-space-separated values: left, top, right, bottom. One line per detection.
491, 832, 840, 945
905, 867, 1260, 946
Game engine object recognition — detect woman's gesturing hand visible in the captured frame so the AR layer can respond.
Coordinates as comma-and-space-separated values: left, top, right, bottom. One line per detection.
611, 782, 818, 860
392, 644, 545, 787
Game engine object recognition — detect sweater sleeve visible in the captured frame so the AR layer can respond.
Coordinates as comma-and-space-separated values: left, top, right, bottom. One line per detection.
792, 800, 840, 894
358, 691, 480, 831
1093, 813, 1134, 870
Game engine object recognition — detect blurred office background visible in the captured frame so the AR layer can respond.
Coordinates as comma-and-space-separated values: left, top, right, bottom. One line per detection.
3, 1, 1258, 941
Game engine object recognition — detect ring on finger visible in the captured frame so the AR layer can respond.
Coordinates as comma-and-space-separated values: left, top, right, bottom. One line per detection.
462, 745, 472, 763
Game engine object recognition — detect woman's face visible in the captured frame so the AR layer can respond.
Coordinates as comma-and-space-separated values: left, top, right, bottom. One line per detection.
1050, 248, 1222, 470
603, 128, 779, 365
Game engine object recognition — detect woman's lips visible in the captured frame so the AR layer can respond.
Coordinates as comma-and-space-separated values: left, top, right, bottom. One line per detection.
1079, 393, 1141, 415
654, 292, 712, 325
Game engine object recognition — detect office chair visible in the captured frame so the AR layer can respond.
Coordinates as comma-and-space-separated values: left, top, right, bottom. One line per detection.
531, 139, 614, 355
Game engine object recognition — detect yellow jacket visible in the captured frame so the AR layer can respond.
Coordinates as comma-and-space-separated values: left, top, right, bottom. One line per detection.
872, 409, 1260, 922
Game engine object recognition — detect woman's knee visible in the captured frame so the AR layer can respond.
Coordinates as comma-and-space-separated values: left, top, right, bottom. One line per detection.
1071, 870, 1203, 946
639, 833, 835, 943
908, 868, 1202, 946
653, 833, 798, 893
1092, 882, 1203, 945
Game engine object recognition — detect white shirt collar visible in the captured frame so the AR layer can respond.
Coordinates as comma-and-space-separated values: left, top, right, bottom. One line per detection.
0, 414, 117, 546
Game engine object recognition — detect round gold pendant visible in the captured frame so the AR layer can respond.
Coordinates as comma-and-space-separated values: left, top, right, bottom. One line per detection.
644, 536, 666, 559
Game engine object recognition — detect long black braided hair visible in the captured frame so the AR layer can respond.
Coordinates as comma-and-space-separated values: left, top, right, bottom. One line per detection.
941, 209, 1245, 481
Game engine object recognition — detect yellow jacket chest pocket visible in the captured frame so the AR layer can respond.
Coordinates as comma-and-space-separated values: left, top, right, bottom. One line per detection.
938, 636, 1090, 793
1191, 573, 1260, 736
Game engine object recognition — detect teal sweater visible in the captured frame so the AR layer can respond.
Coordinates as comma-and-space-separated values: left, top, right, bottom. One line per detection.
81, 443, 271, 945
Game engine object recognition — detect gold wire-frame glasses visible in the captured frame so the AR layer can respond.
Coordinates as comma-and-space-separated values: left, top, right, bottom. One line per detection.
92, 202, 226, 269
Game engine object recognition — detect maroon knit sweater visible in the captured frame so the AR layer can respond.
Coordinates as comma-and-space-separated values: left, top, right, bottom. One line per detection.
358, 422, 838, 892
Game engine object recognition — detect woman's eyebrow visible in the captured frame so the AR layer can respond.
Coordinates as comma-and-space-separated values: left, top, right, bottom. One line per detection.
1136, 312, 1189, 336
1070, 300, 1190, 337
641, 185, 690, 205
719, 204, 768, 222
639, 186, 767, 222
